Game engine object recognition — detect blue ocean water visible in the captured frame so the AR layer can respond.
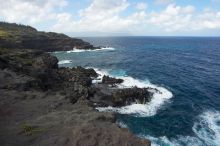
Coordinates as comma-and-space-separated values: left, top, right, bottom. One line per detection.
53, 37, 220, 146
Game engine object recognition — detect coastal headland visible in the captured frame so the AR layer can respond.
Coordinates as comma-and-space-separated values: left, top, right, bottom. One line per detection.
0, 22, 151, 146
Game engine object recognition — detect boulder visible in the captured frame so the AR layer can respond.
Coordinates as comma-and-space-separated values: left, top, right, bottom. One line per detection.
32, 54, 58, 69
112, 87, 152, 107
72, 66, 98, 78
102, 75, 123, 85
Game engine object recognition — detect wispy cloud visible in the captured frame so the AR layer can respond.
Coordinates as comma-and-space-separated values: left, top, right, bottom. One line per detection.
154, 0, 174, 5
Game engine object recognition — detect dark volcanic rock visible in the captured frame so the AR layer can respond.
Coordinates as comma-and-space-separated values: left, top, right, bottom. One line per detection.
32, 54, 58, 69
57, 67, 93, 86
112, 87, 152, 107
90, 84, 154, 108
102, 75, 123, 85
0, 25, 151, 145
72, 66, 98, 78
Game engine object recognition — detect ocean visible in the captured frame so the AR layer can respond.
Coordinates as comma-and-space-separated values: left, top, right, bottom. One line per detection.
53, 37, 220, 146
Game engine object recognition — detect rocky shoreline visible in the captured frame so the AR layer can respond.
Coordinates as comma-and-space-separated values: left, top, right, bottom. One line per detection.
0, 22, 151, 146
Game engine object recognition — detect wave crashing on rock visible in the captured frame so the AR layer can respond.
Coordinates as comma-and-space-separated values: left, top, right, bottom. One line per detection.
93, 68, 173, 117
66, 47, 115, 53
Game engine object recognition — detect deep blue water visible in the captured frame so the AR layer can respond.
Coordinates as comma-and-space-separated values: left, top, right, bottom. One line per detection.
53, 37, 220, 146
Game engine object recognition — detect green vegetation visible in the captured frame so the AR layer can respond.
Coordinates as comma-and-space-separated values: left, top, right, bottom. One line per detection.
0, 29, 9, 37
0, 22, 37, 44
0, 22, 67, 40
0, 21, 90, 51
21, 124, 43, 136
0, 48, 35, 66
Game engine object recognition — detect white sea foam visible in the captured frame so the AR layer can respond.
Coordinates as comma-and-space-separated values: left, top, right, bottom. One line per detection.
91, 68, 110, 84
116, 121, 128, 128
192, 110, 220, 146
116, 120, 202, 146
93, 68, 173, 117
58, 60, 72, 65
67, 47, 115, 53
144, 135, 204, 146
137, 110, 220, 146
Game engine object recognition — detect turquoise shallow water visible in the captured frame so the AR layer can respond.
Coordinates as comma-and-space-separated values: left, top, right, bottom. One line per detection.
53, 37, 220, 146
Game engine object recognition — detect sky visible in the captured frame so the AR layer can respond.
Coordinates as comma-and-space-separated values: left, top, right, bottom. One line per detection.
1, 0, 220, 36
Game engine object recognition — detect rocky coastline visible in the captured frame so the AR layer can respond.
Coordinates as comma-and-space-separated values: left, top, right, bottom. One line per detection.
0, 22, 151, 146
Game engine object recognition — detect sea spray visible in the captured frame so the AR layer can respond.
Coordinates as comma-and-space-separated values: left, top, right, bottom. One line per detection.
192, 110, 220, 146
93, 68, 173, 117
139, 110, 220, 146
67, 47, 115, 53
58, 60, 72, 65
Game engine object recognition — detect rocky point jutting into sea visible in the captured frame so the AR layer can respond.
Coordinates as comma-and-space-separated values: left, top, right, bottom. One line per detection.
0, 22, 151, 146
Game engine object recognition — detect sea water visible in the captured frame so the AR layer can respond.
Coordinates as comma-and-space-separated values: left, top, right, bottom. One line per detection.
53, 37, 220, 146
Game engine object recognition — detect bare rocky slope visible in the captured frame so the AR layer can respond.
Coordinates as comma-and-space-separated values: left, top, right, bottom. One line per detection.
0, 22, 151, 146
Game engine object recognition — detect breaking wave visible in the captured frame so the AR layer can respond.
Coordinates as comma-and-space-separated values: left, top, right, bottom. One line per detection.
192, 110, 220, 146
67, 47, 115, 53
58, 60, 72, 65
93, 68, 173, 117
137, 110, 220, 146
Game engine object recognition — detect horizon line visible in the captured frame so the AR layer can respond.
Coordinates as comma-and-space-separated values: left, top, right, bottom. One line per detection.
76, 35, 220, 38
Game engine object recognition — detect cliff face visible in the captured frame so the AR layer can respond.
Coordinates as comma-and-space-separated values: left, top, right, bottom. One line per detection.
0, 22, 98, 51
0, 48, 150, 146
0, 22, 151, 146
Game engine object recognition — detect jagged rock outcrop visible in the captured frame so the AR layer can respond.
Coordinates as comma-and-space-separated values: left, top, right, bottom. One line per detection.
102, 75, 123, 85
0, 22, 151, 146
32, 54, 58, 69
112, 87, 153, 106
0, 48, 151, 146
89, 85, 153, 107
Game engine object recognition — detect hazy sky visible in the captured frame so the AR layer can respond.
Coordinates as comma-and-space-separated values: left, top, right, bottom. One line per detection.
1, 0, 220, 36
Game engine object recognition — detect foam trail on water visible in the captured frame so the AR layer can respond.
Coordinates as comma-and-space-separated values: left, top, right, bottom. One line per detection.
58, 60, 72, 65
67, 47, 115, 53
93, 68, 173, 117
143, 135, 204, 146
192, 110, 220, 146
134, 110, 220, 146
117, 123, 206, 146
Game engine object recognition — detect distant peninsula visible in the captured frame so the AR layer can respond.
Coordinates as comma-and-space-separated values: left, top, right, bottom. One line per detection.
0, 22, 100, 52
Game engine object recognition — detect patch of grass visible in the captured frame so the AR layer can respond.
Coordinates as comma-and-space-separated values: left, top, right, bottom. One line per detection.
21, 124, 43, 136
0, 29, 9, 37
0, 48, 34, 66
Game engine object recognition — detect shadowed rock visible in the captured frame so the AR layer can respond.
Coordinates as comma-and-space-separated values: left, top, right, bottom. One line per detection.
102, 75, 123, 85
32, 54, 58, 69
112, 87, 153, 107
0, 22, 151, 146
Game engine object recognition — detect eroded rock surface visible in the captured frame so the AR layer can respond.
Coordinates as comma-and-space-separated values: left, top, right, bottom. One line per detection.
0, 48, 150, 146
102, 75, 124, 85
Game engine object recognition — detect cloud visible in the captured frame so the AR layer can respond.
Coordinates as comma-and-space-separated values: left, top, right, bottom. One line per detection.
136, 2, 148, 10
52, 0, 147, 33
154, 0, 174, 5
0, 0, 220, 35
51, 1, 220, 35
0, 0, 67, 24
80, 0, 129, 18
146, 4, 220, 32
196, 10, 220, 29
147, 4, 194, 31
